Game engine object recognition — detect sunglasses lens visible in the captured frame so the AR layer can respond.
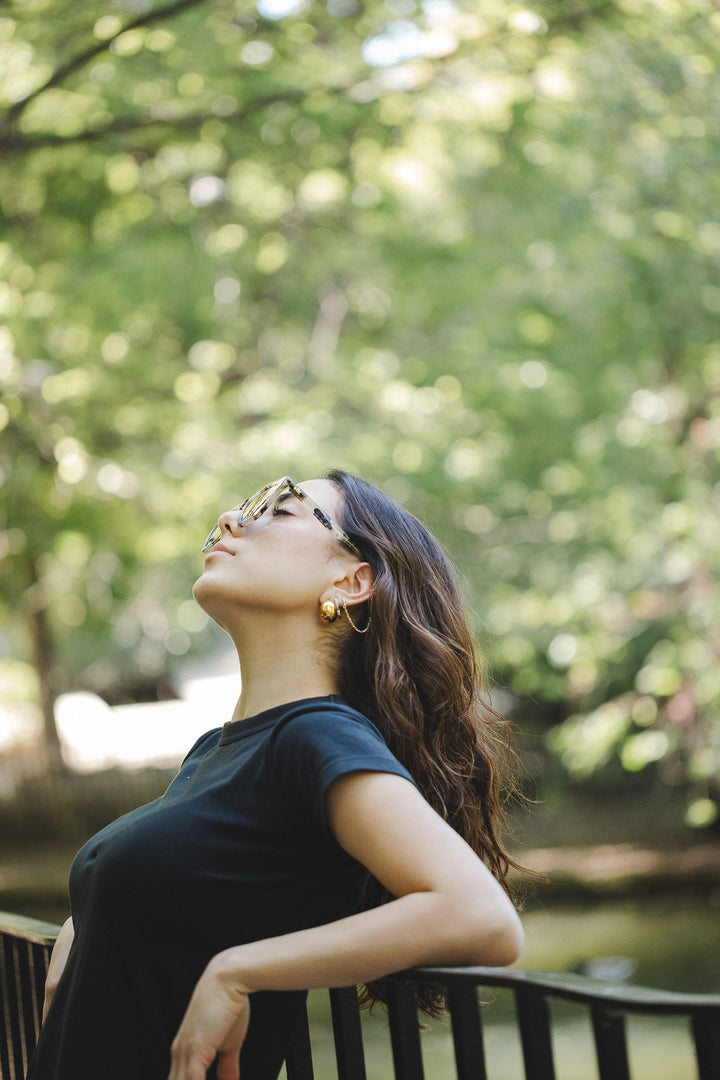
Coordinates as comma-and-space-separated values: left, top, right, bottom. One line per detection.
202, 479, 291, 552
202, 524, 222, 553
238, 480, 285, 523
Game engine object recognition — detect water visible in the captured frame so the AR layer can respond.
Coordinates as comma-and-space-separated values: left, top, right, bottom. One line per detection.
519, 893, 720, 994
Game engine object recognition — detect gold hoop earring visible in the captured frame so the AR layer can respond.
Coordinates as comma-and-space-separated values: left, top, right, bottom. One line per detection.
319, 598, 340, 623
341, 598, 372, 634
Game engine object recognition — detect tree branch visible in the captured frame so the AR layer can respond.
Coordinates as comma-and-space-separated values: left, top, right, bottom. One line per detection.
1, 0, 211, 133
0, 90, 307, 152
0, 0, 619, 150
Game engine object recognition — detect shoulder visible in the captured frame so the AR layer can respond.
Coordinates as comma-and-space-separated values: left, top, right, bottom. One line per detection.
269, 697, 386, 751
268, 696, 416, 790
182, 727, 222, 761
265, 697, 417, 830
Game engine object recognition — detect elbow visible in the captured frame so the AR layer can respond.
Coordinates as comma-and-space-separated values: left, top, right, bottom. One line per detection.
489, 909, 524, 967
461, 902, 525, 969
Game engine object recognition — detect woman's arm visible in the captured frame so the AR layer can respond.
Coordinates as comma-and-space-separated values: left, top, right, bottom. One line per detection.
43, 916, 74, 1020
169, 771, 523, 1080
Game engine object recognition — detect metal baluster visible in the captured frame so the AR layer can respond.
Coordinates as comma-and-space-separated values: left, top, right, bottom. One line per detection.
0, 932, 15, 1080
3, 937, 25, 1080
590, 1006, 631, 1080
514, 988, 556, 1080
387, 980, 425, 1080
284, 1000, 315, 1080
329, 987, 367, 1080
448, 983, 488, 1080
692, 1010, 720, 1080
16, 938, 41, 1076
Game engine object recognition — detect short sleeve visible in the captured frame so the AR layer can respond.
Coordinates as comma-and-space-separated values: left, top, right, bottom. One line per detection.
267, 705, 417, 839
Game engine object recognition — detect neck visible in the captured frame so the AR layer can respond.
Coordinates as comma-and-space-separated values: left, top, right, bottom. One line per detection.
228, 619, 339, 722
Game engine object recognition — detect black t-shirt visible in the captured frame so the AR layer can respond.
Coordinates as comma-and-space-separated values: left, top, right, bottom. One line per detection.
28, 695, 415, 1080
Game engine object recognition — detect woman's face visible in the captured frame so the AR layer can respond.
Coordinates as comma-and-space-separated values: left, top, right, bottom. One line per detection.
192, 478, 354, 628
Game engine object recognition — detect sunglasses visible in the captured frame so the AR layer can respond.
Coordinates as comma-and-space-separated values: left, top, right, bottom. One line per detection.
202, 476, 361, 556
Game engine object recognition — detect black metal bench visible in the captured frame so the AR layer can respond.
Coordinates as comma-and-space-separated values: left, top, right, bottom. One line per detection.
2, 911, 719, 1080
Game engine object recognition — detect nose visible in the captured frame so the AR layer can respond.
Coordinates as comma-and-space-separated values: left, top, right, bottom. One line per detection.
216, 508, 246, 539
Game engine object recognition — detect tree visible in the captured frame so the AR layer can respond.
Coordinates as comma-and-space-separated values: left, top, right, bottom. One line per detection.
1, 0, 718, 823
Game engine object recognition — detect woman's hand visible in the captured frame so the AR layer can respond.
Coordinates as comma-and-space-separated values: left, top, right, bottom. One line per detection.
168, 958, 252, 1080
43, 916, 74, 1021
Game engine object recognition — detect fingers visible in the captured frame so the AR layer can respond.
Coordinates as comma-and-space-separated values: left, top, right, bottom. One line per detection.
167, 981, 250, 1080
42, 978, 60, 1021
168, 1039, 214, 1080
168, 1044, 240, 1080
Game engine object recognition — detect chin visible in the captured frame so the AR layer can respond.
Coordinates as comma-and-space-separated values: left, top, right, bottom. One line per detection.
192, 572, 215, 614
192, 573, 236, 633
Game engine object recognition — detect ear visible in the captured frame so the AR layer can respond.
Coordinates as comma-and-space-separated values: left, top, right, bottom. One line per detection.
329, 561, 374, 607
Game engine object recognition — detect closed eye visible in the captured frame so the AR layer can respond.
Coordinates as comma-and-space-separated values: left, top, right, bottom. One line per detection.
272, 506, 293, 517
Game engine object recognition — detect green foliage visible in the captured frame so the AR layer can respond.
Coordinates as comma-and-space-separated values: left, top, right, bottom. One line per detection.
1, 0, 719, 823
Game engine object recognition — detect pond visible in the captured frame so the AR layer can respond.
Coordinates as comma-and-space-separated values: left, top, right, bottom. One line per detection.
519, 893, 720, 995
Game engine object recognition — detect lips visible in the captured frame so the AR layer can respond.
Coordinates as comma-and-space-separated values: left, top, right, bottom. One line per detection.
205, 542, 235, 556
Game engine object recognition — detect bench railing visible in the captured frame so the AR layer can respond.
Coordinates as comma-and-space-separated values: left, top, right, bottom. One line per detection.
3, 911, 719, 1080
0, 912, 58, 1080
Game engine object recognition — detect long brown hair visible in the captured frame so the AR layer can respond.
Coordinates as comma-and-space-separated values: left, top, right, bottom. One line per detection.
327, 470, 523, 1015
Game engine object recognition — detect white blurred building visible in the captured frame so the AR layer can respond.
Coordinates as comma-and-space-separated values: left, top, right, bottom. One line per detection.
0, 651, 240, 778
55, 672, 239, 772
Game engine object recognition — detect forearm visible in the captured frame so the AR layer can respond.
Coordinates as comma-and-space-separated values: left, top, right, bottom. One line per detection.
209, 888, 522, 995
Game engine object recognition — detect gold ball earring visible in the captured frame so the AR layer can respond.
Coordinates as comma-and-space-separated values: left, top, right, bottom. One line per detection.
319, 598, 340, 623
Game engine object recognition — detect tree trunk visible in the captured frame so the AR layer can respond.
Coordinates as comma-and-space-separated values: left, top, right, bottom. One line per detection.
25, 557, 64, 771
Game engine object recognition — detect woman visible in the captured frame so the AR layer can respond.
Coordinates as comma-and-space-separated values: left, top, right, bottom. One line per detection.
32, 471, 524, 1080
